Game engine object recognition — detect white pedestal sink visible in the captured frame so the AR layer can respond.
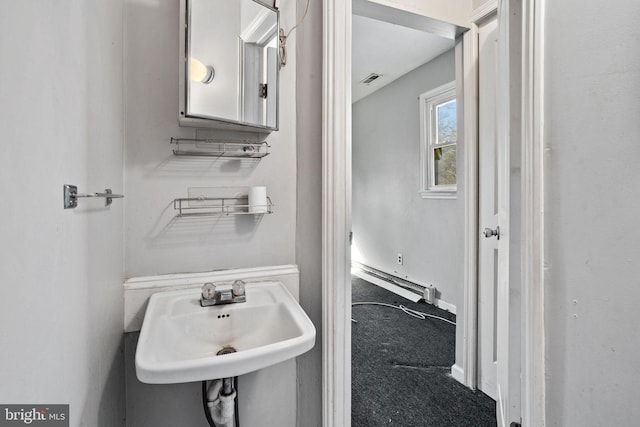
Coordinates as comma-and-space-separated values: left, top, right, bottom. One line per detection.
135, 281, 315, 384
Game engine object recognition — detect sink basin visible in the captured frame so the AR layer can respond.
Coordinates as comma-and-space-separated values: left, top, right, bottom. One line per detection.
135, 281, 316, 384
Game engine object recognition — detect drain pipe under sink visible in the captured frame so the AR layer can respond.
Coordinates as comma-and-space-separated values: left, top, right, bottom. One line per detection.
203, 378, 237, 427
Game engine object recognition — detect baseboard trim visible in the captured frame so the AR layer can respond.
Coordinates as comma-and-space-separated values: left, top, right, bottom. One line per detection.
451, 363, 465, 384
434, 298, 457, 315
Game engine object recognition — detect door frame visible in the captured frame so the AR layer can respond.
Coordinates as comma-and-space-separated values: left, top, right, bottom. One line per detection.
460, 13, 481, 392
321, 1, 352, 426
519, 0, 546, 425
321, 0, 546, 426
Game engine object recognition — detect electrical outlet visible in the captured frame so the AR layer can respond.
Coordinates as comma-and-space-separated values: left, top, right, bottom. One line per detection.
396, 253, 403, 265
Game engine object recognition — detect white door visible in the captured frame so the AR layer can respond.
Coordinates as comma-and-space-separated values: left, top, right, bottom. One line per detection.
477, 14, 500, 402
479, 6, 516, 426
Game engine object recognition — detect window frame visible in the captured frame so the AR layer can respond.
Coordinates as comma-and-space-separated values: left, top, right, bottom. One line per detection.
419, 81, 457, 199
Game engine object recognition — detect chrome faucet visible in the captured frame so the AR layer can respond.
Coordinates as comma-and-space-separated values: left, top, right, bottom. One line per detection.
200, 280, 247, 307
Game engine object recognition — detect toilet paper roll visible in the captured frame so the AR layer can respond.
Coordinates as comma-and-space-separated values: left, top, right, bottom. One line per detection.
248, 186, 268, 213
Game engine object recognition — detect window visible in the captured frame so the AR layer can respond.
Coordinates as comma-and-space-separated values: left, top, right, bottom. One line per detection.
420, 81, 457, 199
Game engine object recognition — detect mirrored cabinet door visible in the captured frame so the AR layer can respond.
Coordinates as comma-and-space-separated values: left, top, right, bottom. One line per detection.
179, 0, 279, 131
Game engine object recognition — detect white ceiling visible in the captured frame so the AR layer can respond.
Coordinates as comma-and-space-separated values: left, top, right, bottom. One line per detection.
352, 14, 454, 103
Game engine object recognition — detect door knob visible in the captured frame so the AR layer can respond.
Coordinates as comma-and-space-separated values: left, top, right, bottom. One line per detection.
483, 226, 500, 240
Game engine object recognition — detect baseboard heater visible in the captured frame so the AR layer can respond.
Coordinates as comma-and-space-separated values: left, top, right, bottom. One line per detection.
352, 263, 456, 314
352, 262, 427, 299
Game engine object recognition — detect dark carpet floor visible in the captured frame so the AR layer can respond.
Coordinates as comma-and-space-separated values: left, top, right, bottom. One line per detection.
352, 277, 497, 427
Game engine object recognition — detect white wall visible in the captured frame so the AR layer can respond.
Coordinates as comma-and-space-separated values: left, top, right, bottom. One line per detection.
544, 1, 640, 425
122, 0, 301, 425
0, 1, 125, 426
352, 49, 461, 307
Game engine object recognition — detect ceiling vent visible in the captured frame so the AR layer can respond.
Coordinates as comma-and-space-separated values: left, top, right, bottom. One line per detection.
360, 73, 382, 85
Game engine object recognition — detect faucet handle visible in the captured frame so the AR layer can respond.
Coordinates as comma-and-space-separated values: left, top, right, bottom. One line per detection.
201, 282, 217, 300
232, 280, 246, 297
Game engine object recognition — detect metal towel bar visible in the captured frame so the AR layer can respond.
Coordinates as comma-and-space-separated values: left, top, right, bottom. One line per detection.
63, 184, 124, 209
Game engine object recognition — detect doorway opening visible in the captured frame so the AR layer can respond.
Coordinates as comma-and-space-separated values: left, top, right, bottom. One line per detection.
349, 4, 497, 425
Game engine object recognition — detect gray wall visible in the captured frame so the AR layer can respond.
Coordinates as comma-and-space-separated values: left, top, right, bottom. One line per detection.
352, 49, 461, 308
544, 1, 640, 425
295, 0, 324, 425
0, 1, 125, 426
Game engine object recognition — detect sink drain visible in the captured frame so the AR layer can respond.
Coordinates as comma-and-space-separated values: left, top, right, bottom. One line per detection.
216, 346, 237, 356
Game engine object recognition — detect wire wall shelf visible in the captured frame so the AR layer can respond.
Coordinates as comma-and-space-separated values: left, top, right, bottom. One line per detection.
173, 196, 274, 217
171, 137, 270, 158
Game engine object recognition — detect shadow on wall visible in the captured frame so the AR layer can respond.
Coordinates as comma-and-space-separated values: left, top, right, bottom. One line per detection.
97, 340, 126, 427
145, 202, 264, 248
123, 333, 205, 427
75, 336, 126, 427
150, 153, 263, 178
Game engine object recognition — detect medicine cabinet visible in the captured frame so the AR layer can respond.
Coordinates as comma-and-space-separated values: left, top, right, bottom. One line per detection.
179, 0, 279, 131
